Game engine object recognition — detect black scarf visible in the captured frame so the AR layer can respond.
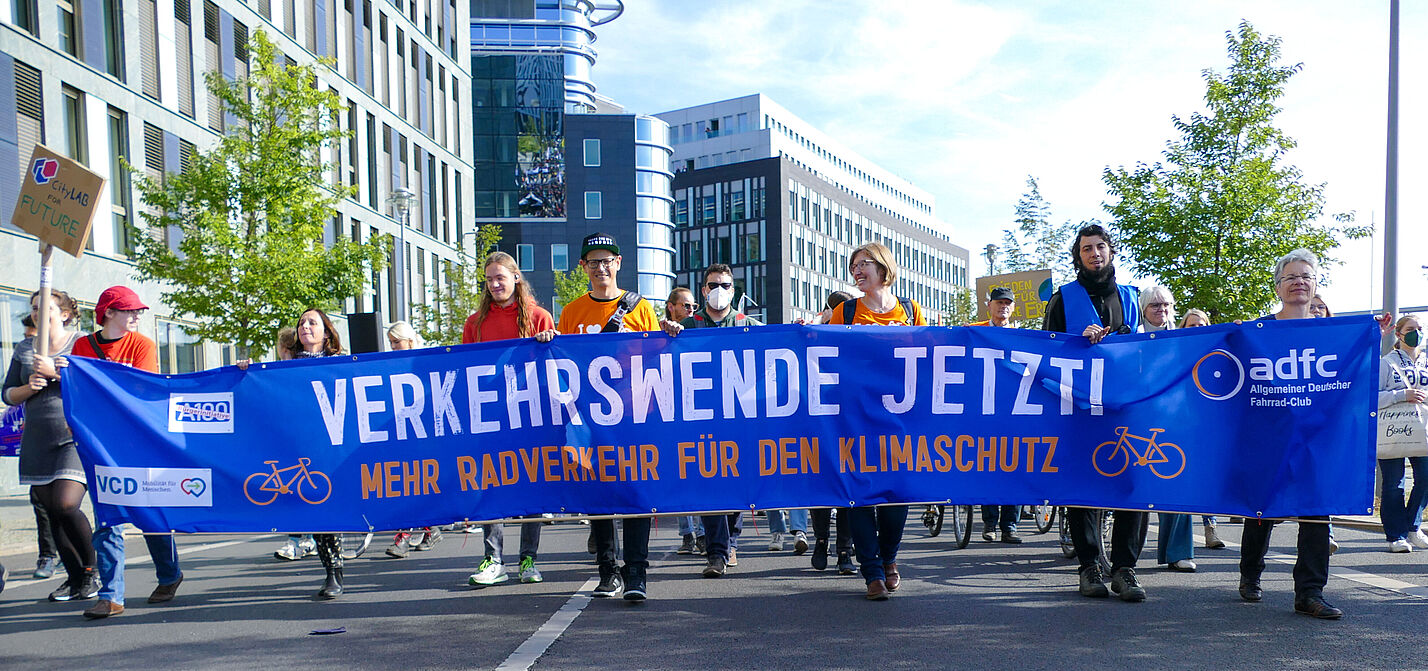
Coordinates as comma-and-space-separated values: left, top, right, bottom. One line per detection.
1077, 264, 1118, 297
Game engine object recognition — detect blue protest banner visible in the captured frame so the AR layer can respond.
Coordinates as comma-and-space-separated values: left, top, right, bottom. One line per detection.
0, 403, 21, 457
61, 318, 1378, 533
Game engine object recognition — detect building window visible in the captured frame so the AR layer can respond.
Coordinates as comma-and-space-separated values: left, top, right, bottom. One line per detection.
58, 0, 78, 56
674, 199, 688, 227
584, 191, 602, 220
102, 0, 126, 79
61, 86, 87, 166
551, 243, 569, 272
517, 244, 534, 271
583, 138, 600, 167
107, 108, 133, 256
14, 0, 39, 35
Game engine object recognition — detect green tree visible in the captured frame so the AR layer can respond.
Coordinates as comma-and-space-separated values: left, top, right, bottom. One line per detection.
552, 268, 589, 314
1000, 176, 1077, 286
412, 224, 501, 345
941, 286, 977, 326
1102, 21, 1367, 323
130, 30, 386, 358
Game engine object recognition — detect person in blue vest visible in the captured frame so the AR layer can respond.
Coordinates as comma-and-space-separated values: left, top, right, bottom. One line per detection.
1042, 223, 1149, 602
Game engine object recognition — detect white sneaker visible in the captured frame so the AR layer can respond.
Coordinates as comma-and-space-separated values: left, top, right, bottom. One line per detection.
767, 532, 785, 551
1329, 537, 1339, 554
273, 538, 302, 561
1389, 539, 1413, 553
298, 537, 317, 558
792, 530, 809, 555
468, 557, 509, 586
1409, 530, 1428, 549
1170, 559, 1197, 572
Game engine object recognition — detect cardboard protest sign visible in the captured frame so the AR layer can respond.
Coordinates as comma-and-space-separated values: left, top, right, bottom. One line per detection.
11, 144, 105, 258
975, 269, 1054, 322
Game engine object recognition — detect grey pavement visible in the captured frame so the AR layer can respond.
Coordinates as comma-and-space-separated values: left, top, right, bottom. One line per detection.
4, 511, 1428, 670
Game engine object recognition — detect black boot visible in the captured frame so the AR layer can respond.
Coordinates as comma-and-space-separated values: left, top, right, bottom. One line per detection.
315, 534, 344, 600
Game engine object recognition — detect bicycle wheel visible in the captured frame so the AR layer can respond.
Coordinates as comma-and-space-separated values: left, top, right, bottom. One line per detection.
922, 505, 945, 537
1033, 504, 1055, 534
1057, 507, 1076, 558
339, 532, 373, 560
953, 505, 974, 549
242, 473, 279, 506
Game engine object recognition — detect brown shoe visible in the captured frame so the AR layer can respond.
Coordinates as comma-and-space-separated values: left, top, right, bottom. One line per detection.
148, 576, 183, 603
865, 579, 890, 601
883, 563, 900, 592
83, 599, 125, 619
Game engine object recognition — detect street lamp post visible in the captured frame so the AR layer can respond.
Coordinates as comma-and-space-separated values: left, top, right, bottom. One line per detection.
984, 243, 999, 277
387, 187, 417, 321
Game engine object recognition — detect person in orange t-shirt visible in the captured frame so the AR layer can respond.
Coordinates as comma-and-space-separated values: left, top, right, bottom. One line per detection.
68, 286, 182, 619
459, 251, 556, 587
826, 243, 924, 602
541, 232, 658, 602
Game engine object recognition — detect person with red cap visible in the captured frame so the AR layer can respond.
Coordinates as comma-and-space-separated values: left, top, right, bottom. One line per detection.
69, 286, 184, 619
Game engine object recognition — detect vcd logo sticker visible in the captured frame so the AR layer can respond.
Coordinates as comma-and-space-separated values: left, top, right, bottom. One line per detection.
1191, 349, 1245, 401
168, 392, 235, 434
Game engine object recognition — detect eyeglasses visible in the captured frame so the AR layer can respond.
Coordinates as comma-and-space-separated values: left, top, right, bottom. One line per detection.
851, 260, 880, 270
114, 308, 147, 316
583, 258, 616, 269
706, 282, 732, 291
1146, 302, 1172, 309
1277, 273, 1316, 285
681, 303, 698, 311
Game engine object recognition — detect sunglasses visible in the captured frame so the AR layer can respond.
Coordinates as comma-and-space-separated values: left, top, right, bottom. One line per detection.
706, 282, 733, 291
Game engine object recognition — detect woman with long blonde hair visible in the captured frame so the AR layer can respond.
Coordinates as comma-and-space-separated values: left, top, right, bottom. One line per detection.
461, 251, 557, 586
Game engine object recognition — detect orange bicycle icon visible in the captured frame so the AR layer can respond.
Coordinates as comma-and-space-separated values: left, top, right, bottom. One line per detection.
243, 458, 332, 505
1092, 427, 1186, 479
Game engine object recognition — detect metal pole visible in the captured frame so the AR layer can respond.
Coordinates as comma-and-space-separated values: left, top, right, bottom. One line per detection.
398, 209, 407, 322
1383, 0, 1399, 316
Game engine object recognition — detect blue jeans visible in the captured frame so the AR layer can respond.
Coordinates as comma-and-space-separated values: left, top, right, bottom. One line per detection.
95, 526, 182, 605
701, 512, 744, 560
1156, 513, 1195, 564
1380, 457, 1428, 541
848, 506, 908, 583
981, 505, 1019, 534
766, 509, 809, 534
677, 516, 704, 537
483, 521, 542, 562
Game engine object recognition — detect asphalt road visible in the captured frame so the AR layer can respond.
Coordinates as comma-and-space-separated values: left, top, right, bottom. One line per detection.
4, 513, 1428, 670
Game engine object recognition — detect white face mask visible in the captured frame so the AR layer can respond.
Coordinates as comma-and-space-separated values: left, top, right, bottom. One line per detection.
706, 286, 734, 312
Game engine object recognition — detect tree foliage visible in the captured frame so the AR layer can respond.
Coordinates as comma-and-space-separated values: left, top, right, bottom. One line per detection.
552, 268, 589, 313
941, 286, 978, 327
130, 30, 386, 358
1102, 21, 1367, 323
1000, 176, 1078, 287
412, 225, 501, 345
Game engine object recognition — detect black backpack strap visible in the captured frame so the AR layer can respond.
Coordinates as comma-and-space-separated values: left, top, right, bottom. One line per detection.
898, 298, 915, 325
840, 299, 857, 324
601, 291, 644, 333
87, 333, 109, 361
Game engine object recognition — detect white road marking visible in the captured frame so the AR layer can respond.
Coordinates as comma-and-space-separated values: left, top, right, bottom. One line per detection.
494, 578, 598, 671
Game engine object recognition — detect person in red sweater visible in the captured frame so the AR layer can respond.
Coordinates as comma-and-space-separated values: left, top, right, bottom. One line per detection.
462, 251, 556, 587
68, 286, 184, 619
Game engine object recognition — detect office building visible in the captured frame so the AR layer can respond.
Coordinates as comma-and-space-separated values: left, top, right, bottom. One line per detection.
471, 0, 675, 309
658, 95, 969, 323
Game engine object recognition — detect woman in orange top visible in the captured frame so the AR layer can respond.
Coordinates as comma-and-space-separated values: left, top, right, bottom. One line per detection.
828, 243, 926, 601
462, 251, 556, 587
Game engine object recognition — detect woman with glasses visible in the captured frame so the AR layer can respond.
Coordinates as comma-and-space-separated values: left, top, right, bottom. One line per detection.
828, 243, 926, 601
1378, 314, 1428, 553
1140, 286, 1198, 573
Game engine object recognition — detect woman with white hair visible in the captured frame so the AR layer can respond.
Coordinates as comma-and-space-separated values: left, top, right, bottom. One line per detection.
1139, 286, 1198, 572
382, 321, 442, 558
1237, 248, 1340, 619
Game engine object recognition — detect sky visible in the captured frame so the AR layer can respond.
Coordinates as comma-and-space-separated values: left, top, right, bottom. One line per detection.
589, 0, 1426, 314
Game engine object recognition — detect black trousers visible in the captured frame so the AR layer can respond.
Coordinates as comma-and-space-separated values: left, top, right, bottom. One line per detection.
1239, 516, 1330, 600
1068, 507, 1147, 571
810, 507, 853, 553
32, 488, 56, 558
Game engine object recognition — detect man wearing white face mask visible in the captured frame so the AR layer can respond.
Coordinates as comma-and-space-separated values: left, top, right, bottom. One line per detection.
663, 264, 772, 577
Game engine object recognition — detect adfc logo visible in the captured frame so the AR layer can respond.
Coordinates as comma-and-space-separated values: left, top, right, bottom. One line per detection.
1191, 348, 1244, 401
31, 157, 58, 184
1092, 427, 1186, 479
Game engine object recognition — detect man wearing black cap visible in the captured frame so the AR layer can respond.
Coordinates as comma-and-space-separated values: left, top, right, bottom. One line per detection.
968, 287, 1025, 544
544, 233, 660, 602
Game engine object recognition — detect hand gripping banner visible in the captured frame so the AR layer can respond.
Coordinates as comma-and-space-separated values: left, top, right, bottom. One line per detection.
61, 318, 1378, 533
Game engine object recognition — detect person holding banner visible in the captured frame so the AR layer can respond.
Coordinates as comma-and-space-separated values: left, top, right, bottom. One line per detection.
1237, 249, 1341, 620
666, 263, 776, 577
828, 242, 925, 601
269, 326, 321, 563
1377, 314, 1428, 553
18, 313, 62, 579
1176, 309, 1228, 550
460, 252, 555, 587
544, 232, 660, 601
970, 286, 1026, 545
67, 286, 185, 619
1139, 286, 1198, 574
288, 308, 351, 600
383, 321, 445, 559
809, 290, 856, 573
3, 288, 100, 603
1042, 224, 1149, 602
